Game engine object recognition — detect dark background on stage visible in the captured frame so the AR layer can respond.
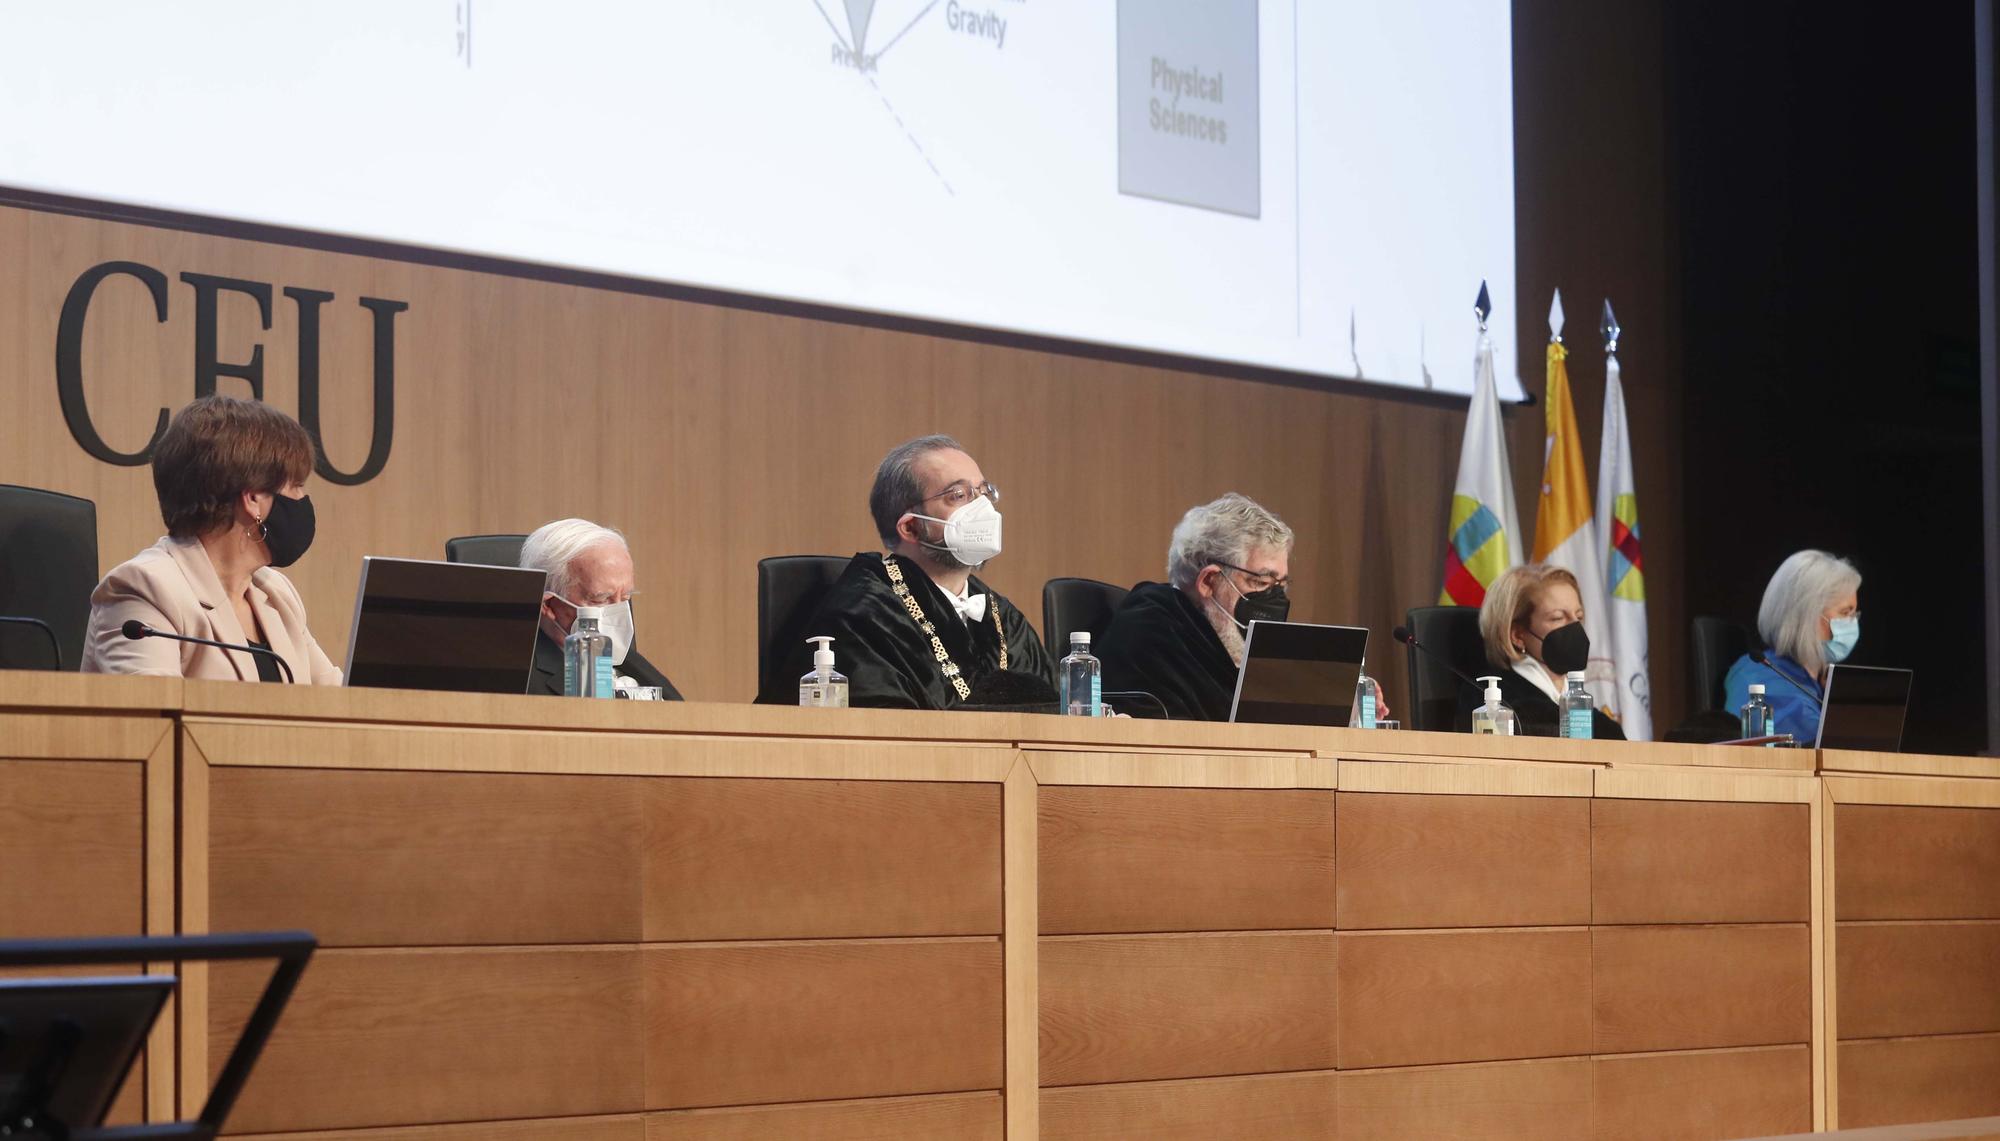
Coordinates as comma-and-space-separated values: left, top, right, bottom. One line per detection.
1665, 0, 1989, 756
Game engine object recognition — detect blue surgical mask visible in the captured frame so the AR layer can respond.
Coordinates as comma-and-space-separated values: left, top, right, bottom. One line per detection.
1824, 615, 1859, 664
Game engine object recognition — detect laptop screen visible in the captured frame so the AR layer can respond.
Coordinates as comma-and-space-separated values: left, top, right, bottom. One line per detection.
1815, 664, 1914, 753
343, 557, 548, 693
1228, 621, 1370, 726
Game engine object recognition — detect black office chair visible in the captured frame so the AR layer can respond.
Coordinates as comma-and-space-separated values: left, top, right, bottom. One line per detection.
756, 555, 851, 703
1402, 604, 1488, 732
1689, 615, 1755, 714
0, 484, 98, 671
1041, 577, 1129, 660
444, 534, 529, 567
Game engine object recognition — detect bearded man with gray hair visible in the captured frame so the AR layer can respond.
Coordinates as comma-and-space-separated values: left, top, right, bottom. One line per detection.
1096, 493, 1296, 720
519, 517, 682, 699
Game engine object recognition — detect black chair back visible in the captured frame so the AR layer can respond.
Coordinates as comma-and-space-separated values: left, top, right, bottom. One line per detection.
1690, 615, 1755, 713
1041, 577, 1129, 660
0, 484, 98, 671
445, 534, 529, 568
1403, 604, 1488, 732
757, 555, 850, 702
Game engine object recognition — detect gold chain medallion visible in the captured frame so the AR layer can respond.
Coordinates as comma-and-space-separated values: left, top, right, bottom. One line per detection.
883, 556, 1007, 700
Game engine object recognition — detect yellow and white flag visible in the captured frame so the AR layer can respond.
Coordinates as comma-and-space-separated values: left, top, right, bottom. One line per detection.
1594, 301, 1651, 739
1532, 290, 1619, 715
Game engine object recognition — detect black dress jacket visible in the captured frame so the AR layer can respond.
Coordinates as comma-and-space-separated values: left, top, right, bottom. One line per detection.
529, 630, 683, 699
1096, 582, 1238, 721
758, 552, 1053, 709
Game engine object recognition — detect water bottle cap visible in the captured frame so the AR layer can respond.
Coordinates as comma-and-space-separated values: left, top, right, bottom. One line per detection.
1566, 670, 1587, 682
573, 605, 605, 626
1070, 631, 1090, 647
1748, 683, 1765, 695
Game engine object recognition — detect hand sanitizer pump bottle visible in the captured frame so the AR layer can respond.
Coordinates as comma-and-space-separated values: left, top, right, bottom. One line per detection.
1472, 675, 1518, 736
799, 636, 849, 708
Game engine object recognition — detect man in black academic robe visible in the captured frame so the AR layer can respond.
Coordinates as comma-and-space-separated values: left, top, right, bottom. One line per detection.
1098, 581, 1238, 720
759, 434, 1053, 709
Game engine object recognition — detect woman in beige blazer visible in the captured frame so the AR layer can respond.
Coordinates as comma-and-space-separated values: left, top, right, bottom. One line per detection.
82, 395, 341, 684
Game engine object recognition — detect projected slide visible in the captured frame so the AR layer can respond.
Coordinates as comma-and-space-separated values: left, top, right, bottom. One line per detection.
0, 1, 1519, 395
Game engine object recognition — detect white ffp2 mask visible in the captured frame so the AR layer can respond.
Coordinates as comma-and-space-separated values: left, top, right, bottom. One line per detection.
908, 496, 1003, 566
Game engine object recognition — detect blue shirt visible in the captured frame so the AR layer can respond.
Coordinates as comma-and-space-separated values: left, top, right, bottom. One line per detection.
1723, 652, 1823, 743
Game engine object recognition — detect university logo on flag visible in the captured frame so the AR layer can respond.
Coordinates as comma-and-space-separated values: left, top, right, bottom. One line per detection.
1441, 495, 1510, 606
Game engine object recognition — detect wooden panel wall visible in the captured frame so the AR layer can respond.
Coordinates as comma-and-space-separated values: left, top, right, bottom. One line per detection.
1835, 800, 2000, 1128
188, 725, 1009, 1136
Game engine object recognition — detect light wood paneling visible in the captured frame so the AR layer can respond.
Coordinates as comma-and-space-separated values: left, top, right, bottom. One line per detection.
643, 777, 1000, 941
209, 767, 645, 946
0, 758, 143, 937
1837, 923, 2000, 1039
647, 1093, 1004, 1140
1040, 1071, 1336, 1140
1839, 1034, 2000, 1128
1038, 932, 1336, 1086
1592, 925, 1812, 1054
1335, 792, 1588, 929
1336, 929, 1591, 1069
1591, 1046, 1813, 1140
1025, 749, 1334, 790
1038, 786, 1333, 934
1337, 1057, 1591, 1141
1837, 805, 2000, 920
644, 939, 1003, 1109
210, 948, 645, 1133
1337, 756, 1596, 797
231, 1118, 647, 1141
0, 711, 168, 761
1592, 798, 1811, 924
1002, 759, 1039, 1140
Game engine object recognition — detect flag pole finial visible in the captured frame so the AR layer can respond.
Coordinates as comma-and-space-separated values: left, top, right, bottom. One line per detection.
1548, 288, 1565, 344
1474, 280, 1492, 332
1600, 299, 1621, 354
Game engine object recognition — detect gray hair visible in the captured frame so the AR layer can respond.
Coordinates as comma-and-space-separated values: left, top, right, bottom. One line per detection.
1167, 494, 1295, 591
1757, 549, 1861, 677
869, 434, 964, 547
519, 517, 628, 600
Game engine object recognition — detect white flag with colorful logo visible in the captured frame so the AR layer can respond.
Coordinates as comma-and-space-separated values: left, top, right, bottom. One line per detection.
1594, 302, 1651, 739
1439, 284, 1523, 606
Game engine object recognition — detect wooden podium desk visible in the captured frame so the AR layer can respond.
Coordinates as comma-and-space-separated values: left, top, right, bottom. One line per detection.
1, 674, 1992, 1138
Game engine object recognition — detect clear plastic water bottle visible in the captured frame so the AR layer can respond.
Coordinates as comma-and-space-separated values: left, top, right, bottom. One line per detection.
562, 607, 616, 698
1740, 682, 1776, 738
1350, 672, 1381, 728
1472, 675, 1518, 736
1559, 670, 1594, 739
1059, 631, 1102, 716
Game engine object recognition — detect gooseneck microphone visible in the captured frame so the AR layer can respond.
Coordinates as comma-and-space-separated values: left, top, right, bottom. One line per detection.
1393, 625, 1485, 692
121, 619, 295, 685
1749, 647, 1823, 707
0, 615, 63, 670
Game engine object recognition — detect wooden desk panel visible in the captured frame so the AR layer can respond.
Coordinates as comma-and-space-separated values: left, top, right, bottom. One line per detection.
1037, 786, 1333, 935
646, 1093, 1004, 1141
1592, 925, 1813, 1054
1591, 1046, 1812, 1140
1336, 929, 1592, 1069
1839, 1034, 2000, 1128
644, 777, 1001, 941
1838, 923, 2000, 1039
0, 757, 145, 938
209, 766, 647, 946
1334, 792, 1589, 930
1591, 799, 1811, 925
644, 939, 1003, 1109
1038, 932, 1337, 1086
1836, 804, 2000, 920
211, 948, 646, 1134
1040, 1072, 1336, 1140
1336, 1057, 1592, 1141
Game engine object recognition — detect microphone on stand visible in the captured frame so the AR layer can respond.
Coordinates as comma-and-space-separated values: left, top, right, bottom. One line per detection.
0, 615, 63, 670
121, 619, 295, 685
1749, 645, 1823, 708
1392, 625, 1485, 692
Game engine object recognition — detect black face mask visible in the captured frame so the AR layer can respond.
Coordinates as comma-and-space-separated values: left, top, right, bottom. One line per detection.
260, 492, 316, 569
1229, 579, 1291, 628
1534, 621, 1590, 675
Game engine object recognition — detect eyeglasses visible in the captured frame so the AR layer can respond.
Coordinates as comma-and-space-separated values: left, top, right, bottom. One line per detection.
1215, 560, 1289, 591
909, 480, 1000, 514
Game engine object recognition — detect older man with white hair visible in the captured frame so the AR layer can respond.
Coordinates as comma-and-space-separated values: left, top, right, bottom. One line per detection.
1096, 493, 1299, 720
519, 518, 682, 699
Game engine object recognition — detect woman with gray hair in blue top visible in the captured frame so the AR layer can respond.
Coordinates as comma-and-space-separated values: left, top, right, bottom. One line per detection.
1723, 549, 1863, 743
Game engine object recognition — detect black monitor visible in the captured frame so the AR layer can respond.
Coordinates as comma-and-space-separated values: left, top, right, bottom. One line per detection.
1228, 621, 1370, 726
0, 976, 171, 1131
1816, 664, 1914, 752
342, 557, 547, 694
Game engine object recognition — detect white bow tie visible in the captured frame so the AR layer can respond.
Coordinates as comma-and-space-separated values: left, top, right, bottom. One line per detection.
947, 590, 988, 624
